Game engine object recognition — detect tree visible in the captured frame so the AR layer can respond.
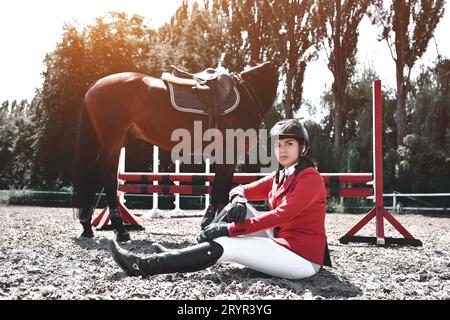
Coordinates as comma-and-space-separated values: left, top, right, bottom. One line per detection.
340, 69, 378, 174
157, 0, 229, 71
213, 0, 248, 70
214, 0, 280, 70
276, 0, 317, 118
412, 60, 450, 149
214, 0, 319, 118
36, 13, 160, 188
395, 59, 450, 195
313, 0, 373, 169
0, 98, 40, 189
36, 25, 87, 188
372, 0, 445, 147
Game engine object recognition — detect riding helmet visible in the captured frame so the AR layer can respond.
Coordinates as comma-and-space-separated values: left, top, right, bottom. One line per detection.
269, 118, 309, 155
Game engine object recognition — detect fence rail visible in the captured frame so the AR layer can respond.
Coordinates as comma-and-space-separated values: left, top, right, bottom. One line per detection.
2, 190, 449, 213
383, 192, 450, 212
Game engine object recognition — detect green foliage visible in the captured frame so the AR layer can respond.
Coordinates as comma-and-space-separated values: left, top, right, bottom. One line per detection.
315, 67, 400, 197
395, 59, 450, 193
396, 134, 448, 192
215, 0, 281, 68
276, 0, 317, 118
314, 0, 373, 83
316, 68, 379, 173
0, 98, 41, 189
305, 120, 333, 171
371, 0, 445, 145
411, 60, 450, 149
312, 0, 373, 167
32, 13, 163, 189
373, 0, 445, 73
213, 0, 320, 118
158, 0, 229, 71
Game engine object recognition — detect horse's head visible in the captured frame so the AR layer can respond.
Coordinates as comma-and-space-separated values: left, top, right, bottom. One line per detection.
239, 61, 279, 120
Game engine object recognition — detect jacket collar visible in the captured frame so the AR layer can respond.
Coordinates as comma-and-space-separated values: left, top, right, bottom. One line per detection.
282, 162, 298, 178
273, 162, 299, 200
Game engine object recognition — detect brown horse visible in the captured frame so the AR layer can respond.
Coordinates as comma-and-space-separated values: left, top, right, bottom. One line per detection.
72, 62, 278, 242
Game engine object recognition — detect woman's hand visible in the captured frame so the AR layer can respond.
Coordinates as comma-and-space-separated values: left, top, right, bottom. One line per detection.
197, 222, 229, 242
227, 194, 248, 224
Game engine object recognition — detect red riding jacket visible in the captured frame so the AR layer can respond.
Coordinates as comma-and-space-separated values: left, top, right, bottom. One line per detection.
228, 165, 331, 266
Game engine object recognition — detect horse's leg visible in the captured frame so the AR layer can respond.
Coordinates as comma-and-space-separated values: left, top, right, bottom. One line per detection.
101, 147, 131, 242
200, 163, 236, 229
80, 208, 95, 238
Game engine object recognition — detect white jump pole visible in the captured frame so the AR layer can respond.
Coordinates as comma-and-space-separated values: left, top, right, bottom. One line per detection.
146, 146, 169, 219
200, 157, 211, 216
170, 158, 188, 217
118, 147, 126, 205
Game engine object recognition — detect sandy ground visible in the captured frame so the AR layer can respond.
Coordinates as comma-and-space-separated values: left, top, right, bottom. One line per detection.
0, 205, 448, 300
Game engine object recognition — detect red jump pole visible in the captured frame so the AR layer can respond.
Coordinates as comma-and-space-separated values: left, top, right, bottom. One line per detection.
339, 80, 422, 246
374, 79, 385, 244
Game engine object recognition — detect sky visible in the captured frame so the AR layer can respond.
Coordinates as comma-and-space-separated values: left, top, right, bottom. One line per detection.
1, 0, 450, 117
0, 0, 183, 103
300, 2, 450, 120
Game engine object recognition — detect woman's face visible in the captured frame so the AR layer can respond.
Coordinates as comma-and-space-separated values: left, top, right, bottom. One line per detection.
274, 138, 302, 168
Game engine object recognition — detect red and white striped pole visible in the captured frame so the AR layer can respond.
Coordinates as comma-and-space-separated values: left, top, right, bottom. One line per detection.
147, 146, 169, 218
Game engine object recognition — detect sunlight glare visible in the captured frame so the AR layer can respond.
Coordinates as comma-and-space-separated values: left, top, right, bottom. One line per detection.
0, 0, 184, 102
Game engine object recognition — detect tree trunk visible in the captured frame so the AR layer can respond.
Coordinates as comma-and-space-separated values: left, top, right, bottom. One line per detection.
333, 84, 344, 170
393, 0, 408, 147
284, 67, 294, 118
396, 76, 407, 146
395, 32, 407, 147
332, 1, 343, 170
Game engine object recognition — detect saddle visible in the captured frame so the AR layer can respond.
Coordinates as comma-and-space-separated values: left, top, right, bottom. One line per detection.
161, 66, 240, 128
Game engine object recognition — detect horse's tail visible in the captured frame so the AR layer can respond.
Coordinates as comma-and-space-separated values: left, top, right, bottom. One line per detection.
72, 100, 101, 222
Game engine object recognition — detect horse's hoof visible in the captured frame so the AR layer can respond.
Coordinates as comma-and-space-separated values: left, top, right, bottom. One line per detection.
80, 221, 94, 238
116, 232, 131, 243
81, 230, 94, 239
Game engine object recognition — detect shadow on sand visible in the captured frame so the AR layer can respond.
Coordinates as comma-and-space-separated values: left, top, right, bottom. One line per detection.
73, 237, 362, 299
203, 266, 363, 299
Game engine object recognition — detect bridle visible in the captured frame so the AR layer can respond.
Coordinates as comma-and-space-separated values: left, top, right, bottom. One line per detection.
231, 72, 265, 123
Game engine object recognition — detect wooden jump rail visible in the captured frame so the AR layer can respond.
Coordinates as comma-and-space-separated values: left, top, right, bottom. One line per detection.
93, 80, 422, 247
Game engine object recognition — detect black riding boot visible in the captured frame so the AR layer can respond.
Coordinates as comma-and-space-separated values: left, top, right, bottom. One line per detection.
110, 207, 131, 242
109, 240, 223, 277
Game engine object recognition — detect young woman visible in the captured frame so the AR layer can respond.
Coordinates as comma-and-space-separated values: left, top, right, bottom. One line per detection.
109, 118, 331, 280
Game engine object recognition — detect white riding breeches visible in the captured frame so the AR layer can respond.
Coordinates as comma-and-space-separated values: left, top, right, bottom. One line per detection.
213, 204, 321, 280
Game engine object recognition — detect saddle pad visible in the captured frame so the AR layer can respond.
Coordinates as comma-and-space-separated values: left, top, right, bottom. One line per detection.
166, 82, 240, 115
